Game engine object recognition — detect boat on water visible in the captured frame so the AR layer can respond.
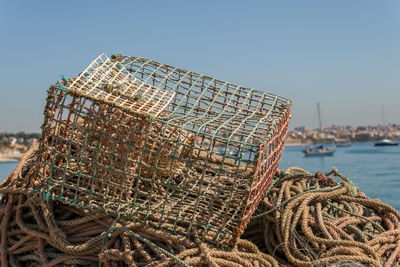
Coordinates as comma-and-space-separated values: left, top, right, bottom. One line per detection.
336, 142, 351, 147
374, 106, 399, 146
335, 138, 351, 147
374, 139, 399, 146
302, 145, 336, 157
302, 103, 336, 156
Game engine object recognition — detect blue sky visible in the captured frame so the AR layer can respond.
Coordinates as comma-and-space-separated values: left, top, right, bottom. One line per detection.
0, 0, 399, 132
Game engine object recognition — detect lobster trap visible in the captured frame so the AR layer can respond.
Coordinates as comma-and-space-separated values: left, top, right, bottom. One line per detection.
33, 54, 291, 247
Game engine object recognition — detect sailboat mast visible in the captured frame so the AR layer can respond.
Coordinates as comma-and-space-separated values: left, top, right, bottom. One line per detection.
317, 102, 322, 132
382, 105, 386, 126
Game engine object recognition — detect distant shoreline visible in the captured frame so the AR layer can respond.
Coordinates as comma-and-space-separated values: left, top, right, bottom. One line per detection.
0, 159, 19, 163
285, 143, 308, 147
0, 154, 21, 163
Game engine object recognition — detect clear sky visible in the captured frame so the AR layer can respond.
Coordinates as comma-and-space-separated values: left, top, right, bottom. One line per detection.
0, 0, 399, 132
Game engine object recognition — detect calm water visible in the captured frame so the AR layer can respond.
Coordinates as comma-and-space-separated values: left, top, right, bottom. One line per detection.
279, 142, 400, 211
0, 161, 18, 183
0, 142, 399, 210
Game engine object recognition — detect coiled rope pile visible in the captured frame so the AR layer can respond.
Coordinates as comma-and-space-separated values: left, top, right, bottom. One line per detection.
244, 167, 400, 267
0, 145, 278, 267
1, 146, 400, 266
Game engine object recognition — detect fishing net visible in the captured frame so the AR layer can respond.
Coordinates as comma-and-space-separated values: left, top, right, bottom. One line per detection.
244, 167, 400, 266
32, 54, 292, 247
0, 146, 279, 267
2, 147, 400, 266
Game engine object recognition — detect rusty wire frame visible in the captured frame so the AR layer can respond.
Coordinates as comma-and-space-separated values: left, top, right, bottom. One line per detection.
33, 54, 291, 248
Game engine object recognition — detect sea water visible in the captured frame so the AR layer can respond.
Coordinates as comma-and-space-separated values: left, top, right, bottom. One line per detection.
279, 142, 400, 211
0, 161, 18, 183
0, 142, 398, 210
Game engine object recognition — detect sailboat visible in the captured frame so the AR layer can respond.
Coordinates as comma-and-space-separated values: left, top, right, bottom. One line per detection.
303, 144, 336, 156
335, 138, 351, 147
374, 105, 399, 146
374, 139, 399, 146
302, 103, 336, 157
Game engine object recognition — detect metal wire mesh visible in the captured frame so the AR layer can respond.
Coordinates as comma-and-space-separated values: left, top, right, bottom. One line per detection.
68, 54, 175, 117
33, 54, 291, 247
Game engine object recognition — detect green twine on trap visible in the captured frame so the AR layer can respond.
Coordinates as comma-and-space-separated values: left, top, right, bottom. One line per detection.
61, 74, 69, 83
99, 215, 121, 267
53, 74, 72, 93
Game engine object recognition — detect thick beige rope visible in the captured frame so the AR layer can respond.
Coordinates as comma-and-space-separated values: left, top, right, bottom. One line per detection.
244, 168, 400, 266
0, 146, 279, 266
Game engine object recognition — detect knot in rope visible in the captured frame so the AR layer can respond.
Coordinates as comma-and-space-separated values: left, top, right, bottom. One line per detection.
314, 171, 338, 187
111, 53, 123, 62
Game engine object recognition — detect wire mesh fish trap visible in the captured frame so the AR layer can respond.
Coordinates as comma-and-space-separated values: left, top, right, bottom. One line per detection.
33, 53, 291, 247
